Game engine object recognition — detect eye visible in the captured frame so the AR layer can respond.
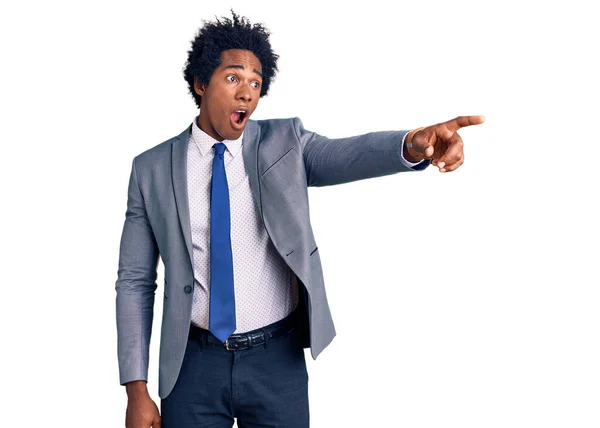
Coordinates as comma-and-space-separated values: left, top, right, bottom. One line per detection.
250, 81, 261, 89
226, 75, 238, 83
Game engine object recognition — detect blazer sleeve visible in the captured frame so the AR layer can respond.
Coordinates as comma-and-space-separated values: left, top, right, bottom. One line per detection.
114, 157, 160, 386
292, 117, 430, 187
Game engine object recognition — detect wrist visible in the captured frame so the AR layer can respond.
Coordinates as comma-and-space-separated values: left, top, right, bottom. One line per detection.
125, 380, 149, 397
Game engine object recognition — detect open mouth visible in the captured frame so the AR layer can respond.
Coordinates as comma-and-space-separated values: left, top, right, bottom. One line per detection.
231, 110, 248, 126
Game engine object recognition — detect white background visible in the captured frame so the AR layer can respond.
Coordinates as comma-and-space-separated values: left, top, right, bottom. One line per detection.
1, 0, 599, 427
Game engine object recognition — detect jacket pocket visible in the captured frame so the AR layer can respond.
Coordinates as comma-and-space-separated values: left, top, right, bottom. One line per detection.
261, 147, 295, 178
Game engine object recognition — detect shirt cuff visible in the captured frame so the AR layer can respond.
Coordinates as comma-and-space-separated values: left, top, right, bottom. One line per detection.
400, 131, 424, 168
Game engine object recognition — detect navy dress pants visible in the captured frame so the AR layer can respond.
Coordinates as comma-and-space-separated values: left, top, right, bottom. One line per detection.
161, 322, 310, 427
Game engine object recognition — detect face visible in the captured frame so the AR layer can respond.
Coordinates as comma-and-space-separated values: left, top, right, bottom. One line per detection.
195, 49, 263, 141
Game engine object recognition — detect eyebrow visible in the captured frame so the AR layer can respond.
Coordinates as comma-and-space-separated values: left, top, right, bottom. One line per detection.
224, 64, 263, 78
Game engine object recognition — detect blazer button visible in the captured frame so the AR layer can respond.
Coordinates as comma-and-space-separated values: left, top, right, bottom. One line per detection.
184, 285, 192, 294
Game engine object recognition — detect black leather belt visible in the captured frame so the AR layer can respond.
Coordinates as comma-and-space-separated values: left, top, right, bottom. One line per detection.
189, 311, 297, 351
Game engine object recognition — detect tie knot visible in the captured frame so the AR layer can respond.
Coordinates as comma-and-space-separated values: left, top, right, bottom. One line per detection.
213, 143, 226, 156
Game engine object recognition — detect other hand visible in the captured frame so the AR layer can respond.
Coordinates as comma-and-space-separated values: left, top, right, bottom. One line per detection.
125, 391, 161, 428
405, 115, 485, 172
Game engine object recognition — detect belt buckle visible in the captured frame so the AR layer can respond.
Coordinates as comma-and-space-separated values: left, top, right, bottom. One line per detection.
225, 335, 249, 351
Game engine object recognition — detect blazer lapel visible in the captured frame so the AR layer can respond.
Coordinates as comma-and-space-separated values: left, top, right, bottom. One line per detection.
171, 123, 194, 266
242, 120, 263, 218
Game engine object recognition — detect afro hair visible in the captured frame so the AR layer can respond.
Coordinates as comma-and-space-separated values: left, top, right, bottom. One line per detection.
183, 10, 279, 109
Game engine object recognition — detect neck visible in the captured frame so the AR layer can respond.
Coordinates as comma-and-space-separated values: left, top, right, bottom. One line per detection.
197, 110, 224, 142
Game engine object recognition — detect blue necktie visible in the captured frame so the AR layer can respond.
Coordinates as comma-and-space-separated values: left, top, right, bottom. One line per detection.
209, 143, 236, 342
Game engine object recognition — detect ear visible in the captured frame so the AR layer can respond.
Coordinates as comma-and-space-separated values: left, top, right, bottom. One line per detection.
194, 76, 206, 96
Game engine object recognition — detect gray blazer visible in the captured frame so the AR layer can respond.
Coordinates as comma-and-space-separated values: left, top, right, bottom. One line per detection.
115, 117, 429, 399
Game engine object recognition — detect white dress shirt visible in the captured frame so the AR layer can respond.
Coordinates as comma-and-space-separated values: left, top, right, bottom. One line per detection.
187, 116, 421, 333
187, 118, 298, 333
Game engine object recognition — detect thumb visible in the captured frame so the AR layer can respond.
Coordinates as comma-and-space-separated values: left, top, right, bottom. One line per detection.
408, 128, 434, 158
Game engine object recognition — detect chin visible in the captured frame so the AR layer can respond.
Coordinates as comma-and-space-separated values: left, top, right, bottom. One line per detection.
225, 127, 244, 140
224, 130, 243, 141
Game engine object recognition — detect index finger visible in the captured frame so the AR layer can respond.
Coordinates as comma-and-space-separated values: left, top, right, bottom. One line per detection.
444, 115, 485, 132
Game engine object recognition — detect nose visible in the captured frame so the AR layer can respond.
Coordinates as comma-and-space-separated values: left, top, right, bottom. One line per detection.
235, 84, 252, 103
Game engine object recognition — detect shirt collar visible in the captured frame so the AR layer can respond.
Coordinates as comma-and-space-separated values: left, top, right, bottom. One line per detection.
191, 116, 243, 158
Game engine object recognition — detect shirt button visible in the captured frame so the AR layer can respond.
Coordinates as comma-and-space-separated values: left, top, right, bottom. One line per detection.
184, 285, 192, 294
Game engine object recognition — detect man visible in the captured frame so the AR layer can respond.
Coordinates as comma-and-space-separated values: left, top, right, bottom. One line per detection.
115, 11, 484, 428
